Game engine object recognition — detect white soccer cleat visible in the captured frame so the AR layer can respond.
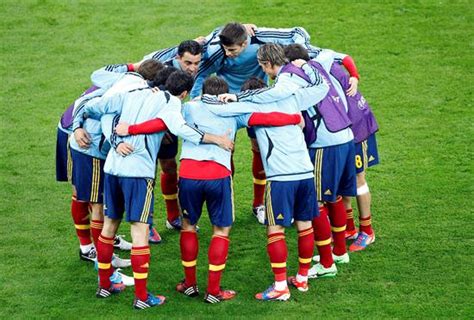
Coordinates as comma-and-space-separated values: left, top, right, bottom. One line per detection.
115, 269, 135, 286
111, 254, 131, 268
312, 252, 350, 264
114, 235, 132, 251
252, 205, 266, 225
308, 263, 337, 279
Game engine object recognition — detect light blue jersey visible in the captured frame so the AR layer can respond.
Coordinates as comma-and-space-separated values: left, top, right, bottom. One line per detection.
206, 84, 328, 181
74, 88, 204, 179
191, 27, 317, 98
180, 96, 249, 171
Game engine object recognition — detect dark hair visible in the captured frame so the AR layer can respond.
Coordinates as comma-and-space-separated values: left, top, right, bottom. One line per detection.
137, 59, 164, 81
152, 66, 178, 87
202, 76, 229, 95
177, 40, 202, 57
241, 77, 267, 91
165, 71, 194, 96
219, 22, 247, 46
284, 44, 310, 62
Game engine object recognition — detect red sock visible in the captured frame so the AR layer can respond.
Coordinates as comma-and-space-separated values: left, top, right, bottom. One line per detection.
97, 234, 115, 289
161, 172, 180, 222
327, 197, 347, 256
252, 150, 266, 207
267, 232, 287, 282
131, 246, 151, 301
297, 227, 314, 276
90, 219, 104, 247
180, 230, 199, 286
312, 206, 334, 268
346, 208, 356, 232
360, 215, 374, 235
207, 235, 230, 295
71, 196, 92, 246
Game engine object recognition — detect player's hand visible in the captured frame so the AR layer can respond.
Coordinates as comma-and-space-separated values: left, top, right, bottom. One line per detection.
115, 122, 130, 136
162, 132, 174, 145
291, 59, 307, 68
116, 142, 134, 157
298, 113, 305, 129
347, 77, 359, 97
194, 36, 207, 44
218, 129, 234, 152
74, 128, 91, 149
243, 24, 257, 36
218, 93, 237, 103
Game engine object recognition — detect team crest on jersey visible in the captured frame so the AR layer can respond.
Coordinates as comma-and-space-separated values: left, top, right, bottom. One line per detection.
276, 213, 284, 220
357, 96, 367, 110
331, 96, 340, 103
324, 189, 332, 196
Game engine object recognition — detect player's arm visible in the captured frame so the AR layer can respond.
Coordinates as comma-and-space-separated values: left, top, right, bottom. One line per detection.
90, 63, 134, 88
248, 112, 301, 127
143, 45, 179, 62
322, 48, 360, 96
190, 42, 223, 98
114, 118, 168, 136
72, 93, 124, 131
293, 80, 329, 111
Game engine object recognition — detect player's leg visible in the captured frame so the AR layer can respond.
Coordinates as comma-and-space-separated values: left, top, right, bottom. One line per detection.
342, 195, 358, 239
250, 135, 266, 224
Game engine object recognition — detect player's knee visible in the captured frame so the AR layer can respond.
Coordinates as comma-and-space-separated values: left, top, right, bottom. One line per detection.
357, 183, 370, 196
356, 171, 367, 186
212, 226, 231, 237
267, 225, 285, 235
182, 218, 197, 231
130, 222, 149, 246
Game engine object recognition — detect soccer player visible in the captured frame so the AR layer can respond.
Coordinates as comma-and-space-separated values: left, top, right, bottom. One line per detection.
73, 71, 233, 309
116, 76, 303, 303
205, 64, 329, 301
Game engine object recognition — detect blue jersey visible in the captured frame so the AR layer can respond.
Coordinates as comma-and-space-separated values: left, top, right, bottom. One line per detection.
206, 83, 328, 181
181, 96, 249, 171
74, 88, 204, 179
191, 26, 317, 98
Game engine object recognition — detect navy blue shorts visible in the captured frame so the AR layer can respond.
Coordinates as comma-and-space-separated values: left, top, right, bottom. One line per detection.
246, 127, 257, 139
104, 174, 155, 224
309, 141, 357, 202
355, 133, 379, 174
264, 178, 318, 227
56, 128, 72, 182
71, 149, 104, 203
178, 176, 234, 227
158, 132, 178, 159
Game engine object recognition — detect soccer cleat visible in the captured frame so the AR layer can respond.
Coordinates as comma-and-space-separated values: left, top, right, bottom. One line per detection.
111, 254, 131, 268
255, 285, 290, 301
345, 228, 359, 240
252, 205, 266, 225
114, 269, 135, 287
133, 292, 166, 309
149, 226, 162, 244
96, 282, 126, 298
312, 252, 350, 264
204, 289, 236, 303
79, 247, 97, 263
287, 276, 308, 292
114, 235, 132, 251
176, 280, 199, 297
349, 232, 375, 252
165, 217, 182, 230
308, 263, 338, 279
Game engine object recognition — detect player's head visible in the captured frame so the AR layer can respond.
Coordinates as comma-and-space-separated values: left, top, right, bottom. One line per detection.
152, 66, 179, 89
137, 59, 165, 81
283, 44, 310, 62
219, 22, 248, 58
257, 43, 287, 80
241, 77, 267, 91
165, 70, 194, 100
202, 76, 229, 96
176, 40, 202, 77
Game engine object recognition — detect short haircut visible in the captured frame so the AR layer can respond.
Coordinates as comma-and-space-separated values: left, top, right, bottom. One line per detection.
202, 76, 229, 95
165, 71, 194, 96
257, 43, 287, 66
152, 66, 179, 88
219, 22, 247, 46
283, 44, 310, 62
137, 59, 164, 81
177, 40, 202, 57
241, 77, 267, 91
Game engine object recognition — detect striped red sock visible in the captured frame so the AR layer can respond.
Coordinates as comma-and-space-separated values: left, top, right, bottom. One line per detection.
180, 230, 199, 286
90, 219, 104, 247
161, 172, 179, 222
297, 227, 314, 276
327, 197, 347, 256
71, 196, 92, 246
267, 232, 287, 282
207, 235, 230, 295
312, 206, 334, 268
252, 150, 266, 207
346, 208, 356, 232
97, 234, 115, 289
360, 215, 374, 235
131, 246, 151, 301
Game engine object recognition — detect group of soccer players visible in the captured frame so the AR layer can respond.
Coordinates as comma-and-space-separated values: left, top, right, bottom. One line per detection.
56, 22, 379, 309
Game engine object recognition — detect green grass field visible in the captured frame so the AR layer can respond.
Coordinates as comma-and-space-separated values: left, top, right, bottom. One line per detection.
1, 0, 473, 318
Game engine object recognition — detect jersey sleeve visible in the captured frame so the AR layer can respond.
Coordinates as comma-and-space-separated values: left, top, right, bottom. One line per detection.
293, 81, 329, 111
90, 64, 129, 89
255, 26, 313, 50
236, 74, 300, 103
128, 118, 168, 135
73, 93, 124, 131
248, 112, 301, 127
142, 45, 179, 62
